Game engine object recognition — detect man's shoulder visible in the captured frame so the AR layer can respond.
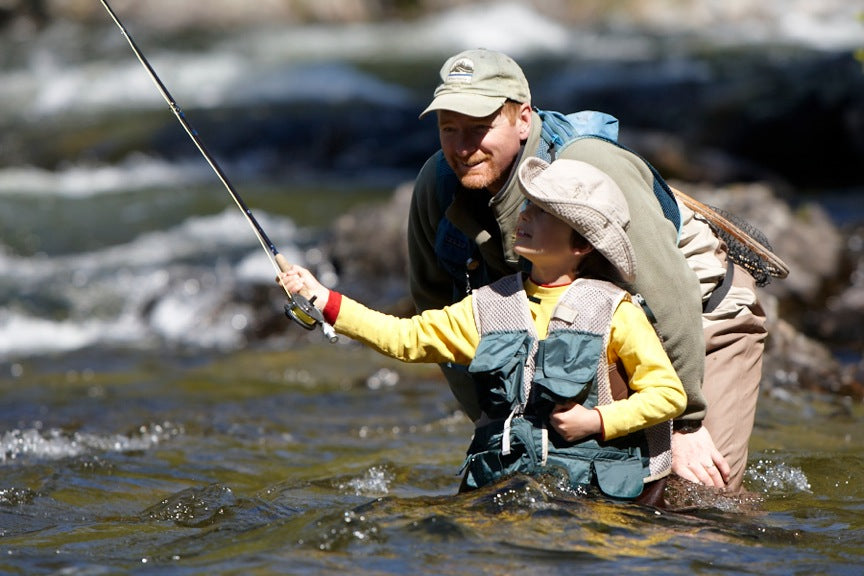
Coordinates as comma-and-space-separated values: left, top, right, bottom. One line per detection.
419, 149, 453, 178
558, 136, 631, 164
411, 151, 445, 207
414, 150, 448, 194
557, 136, 653, 187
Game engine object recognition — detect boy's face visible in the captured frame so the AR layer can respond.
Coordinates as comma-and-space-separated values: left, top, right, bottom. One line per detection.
437, 104, 530, 195
513, 201, 579, 267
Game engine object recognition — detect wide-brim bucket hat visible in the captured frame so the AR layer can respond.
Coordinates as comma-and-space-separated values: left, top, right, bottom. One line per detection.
517, 157, 636, 282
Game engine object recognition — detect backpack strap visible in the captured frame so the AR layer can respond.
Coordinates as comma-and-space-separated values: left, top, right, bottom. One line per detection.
536, 108, 681, 236
539, 109, 620, 159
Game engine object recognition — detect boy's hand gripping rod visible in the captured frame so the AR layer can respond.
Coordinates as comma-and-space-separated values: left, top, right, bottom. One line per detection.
99, 0, 337, 343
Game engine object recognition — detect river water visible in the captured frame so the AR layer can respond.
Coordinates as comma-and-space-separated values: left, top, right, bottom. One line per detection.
1, 4, 863, 574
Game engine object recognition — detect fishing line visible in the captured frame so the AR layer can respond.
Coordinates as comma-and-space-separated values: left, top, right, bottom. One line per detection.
98, 0, 336, 342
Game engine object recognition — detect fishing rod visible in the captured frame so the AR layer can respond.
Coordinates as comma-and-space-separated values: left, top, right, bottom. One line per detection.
98, 0, 336, 342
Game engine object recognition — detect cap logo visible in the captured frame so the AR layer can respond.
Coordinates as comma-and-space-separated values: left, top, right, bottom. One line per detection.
446, 57, 475, 84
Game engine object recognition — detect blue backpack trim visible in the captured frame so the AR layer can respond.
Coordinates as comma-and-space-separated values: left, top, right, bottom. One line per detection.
536, 109, 681, 236
539, 109, 620, 155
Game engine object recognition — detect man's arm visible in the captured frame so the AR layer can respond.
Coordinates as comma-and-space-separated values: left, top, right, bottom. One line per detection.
408, 153, 456, 312
561, 138, 707, 420
561, 138, 735, 488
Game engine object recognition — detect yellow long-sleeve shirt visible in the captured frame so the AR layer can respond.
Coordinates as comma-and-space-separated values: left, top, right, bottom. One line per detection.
325, 278, 685, 441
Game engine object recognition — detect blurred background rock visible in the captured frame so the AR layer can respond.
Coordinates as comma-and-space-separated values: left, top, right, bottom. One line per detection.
1, 0, 862, 399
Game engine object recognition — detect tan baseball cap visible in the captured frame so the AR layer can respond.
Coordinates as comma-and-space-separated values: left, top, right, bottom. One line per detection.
419, 49, 531, 118
517, 157, 636, 282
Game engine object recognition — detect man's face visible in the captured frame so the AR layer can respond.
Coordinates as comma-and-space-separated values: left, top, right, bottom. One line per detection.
437, 104, 530, 194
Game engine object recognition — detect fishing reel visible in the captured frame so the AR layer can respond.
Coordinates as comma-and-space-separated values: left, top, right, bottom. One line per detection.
284, 293, 323, 330
285, 293, 338, 343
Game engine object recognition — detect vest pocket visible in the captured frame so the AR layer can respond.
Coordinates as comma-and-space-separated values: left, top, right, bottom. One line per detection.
546, 444, 645, 499
593, 454, 645, 499
469, 332, 533, 415
533, 334, 603, 404
462, 418, 538, 490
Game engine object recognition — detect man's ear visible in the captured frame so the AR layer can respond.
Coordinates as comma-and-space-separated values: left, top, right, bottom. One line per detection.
517, 102, 532, 139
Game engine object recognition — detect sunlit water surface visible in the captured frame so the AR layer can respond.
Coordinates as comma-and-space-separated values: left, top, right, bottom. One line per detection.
1, 345, 862, 575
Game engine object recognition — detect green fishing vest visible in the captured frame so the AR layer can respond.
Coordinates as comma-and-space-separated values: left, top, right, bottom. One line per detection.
462, 273, 673, 499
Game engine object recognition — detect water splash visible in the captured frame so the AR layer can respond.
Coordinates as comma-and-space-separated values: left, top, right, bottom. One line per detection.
746, 458, 812, 494
338, 465, 393, 496
0, 421, 184, 464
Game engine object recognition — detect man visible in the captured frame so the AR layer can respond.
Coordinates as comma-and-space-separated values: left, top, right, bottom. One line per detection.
407, 48, 767, 491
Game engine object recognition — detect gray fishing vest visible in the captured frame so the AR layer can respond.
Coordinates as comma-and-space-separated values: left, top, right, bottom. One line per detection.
462, 273, 672, 499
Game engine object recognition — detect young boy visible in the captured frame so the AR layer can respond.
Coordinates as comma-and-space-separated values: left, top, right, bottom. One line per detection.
280, 158, 685, 501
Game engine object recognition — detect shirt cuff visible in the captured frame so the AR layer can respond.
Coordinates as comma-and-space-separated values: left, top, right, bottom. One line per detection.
322, 291, 342, 325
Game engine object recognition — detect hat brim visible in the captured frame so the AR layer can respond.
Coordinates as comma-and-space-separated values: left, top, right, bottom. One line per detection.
529, 196, 636, 283
419, 92, 507, 119
518, 164, 636, 284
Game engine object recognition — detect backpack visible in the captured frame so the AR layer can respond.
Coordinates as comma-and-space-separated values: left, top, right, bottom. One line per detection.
535, 109, 788, 287
535, 109, 681, 234
433, 109, 682, 300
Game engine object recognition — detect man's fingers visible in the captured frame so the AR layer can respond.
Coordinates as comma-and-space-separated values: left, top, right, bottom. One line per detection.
704, 463, 725, 488
714, 454, 732, 483
686, 461, 725, 488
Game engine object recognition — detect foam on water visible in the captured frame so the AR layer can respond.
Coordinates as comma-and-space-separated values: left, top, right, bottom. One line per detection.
0, 155, 211, 198
0, 422, 184, 464
4, 36, 414, 122
0, 208, 304, 358
420, 2, 572, 56
228, 2, 570, 64
0, 313, 121, 357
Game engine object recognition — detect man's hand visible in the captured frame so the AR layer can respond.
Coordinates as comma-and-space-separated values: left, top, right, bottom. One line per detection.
671, 426, 730, 488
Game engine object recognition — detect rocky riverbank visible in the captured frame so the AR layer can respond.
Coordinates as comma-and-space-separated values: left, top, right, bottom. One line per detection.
3, 0, 862, 41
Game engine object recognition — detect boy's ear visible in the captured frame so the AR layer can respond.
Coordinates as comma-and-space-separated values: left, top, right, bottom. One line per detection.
571, 244, 595, 258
